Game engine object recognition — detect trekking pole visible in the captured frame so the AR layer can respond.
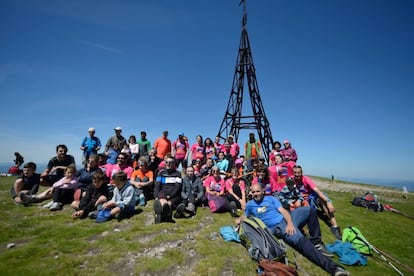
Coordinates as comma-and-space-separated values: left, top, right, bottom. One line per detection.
383, 205, 414, 220
348, 227, 404, 276
371, 245, 414, 274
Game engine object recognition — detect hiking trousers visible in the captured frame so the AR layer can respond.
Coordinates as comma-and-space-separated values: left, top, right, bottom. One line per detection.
272, 206, 338, 274
273, 206, 321, 245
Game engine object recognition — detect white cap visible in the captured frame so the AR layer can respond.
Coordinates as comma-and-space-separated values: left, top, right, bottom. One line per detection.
114, 127, 122, 131
88, 127, 95, 132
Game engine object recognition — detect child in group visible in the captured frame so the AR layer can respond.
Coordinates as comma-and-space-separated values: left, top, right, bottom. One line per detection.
99, 171, 136, 222
11, 162, 40, 204
72, 169, 109, 219
278, 177, 308, 210
21, 165, 79, 211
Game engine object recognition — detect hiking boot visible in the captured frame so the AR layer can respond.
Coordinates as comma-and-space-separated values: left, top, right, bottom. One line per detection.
185, 203, 196, 217
42, 201, 54, 209
88, 211, 98, 219
332, 266, 350, 276
153, 200, 162, 224
162, 204, 175, 223
20, 192, 39, 205
331, 226, 342, 240
138, 196, 146, 206
49, 202, 62, 211
315, 243, 334, 258
229, 201, 239, 217
174, 203, 186, 219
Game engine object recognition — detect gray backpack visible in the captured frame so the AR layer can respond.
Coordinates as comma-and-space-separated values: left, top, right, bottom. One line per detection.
239, 216, 287, 262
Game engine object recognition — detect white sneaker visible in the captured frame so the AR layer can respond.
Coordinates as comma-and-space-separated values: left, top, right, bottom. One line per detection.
49, 202, 61, 211
42, 201, 54, 209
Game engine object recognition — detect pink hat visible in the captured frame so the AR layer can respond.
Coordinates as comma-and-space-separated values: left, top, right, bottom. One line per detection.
284, 140, 290, 144
235, 158, 243, 165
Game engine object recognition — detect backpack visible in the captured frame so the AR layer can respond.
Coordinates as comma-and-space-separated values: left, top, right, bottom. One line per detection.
352, 191, 384, 212
238, 216, 287, 262
342, 226, 372, 255
258, 259, 298, 276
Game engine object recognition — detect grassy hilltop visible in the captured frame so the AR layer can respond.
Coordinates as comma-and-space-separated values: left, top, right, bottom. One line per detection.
0, 176, 413, 275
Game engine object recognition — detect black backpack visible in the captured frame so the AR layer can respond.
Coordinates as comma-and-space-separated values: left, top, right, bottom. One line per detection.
238, 216, 287, 262
352, 192, 384, 212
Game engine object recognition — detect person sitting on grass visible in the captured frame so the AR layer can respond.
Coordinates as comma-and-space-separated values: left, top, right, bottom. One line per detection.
293, 165, 342, 240
11, 162, 40, 205
130, 157, 154, 206
251, 165, 273, 196
40, 144, 76, 186
225, 168, 247, 217
99, 171, 136, 222
236, 184, 350, 276
153, 156, 182, 224
72, 169, 109, 219
176, 166, 204, 218
278, 176, 309, 211
21, 165, 79, 211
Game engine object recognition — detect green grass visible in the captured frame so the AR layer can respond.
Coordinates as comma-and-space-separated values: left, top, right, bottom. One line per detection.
0, 176, 413, 275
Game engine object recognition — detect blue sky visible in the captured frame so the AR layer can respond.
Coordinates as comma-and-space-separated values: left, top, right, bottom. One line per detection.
1, 0, 413, 183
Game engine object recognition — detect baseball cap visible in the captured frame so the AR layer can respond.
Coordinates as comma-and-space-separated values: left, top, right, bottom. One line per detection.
114, 127, 122, 131
228, 134, 234, 139
283, 140, 290, 144
88, 127, 95, 132
179, 132, 184, 136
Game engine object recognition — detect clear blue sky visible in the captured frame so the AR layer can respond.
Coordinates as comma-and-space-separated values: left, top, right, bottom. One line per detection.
1, 0, 413, 182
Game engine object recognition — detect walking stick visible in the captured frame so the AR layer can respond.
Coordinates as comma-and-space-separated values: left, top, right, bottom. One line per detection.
383, 205, 414, 220
372, 245, 414, 274
348, 227, 404, 276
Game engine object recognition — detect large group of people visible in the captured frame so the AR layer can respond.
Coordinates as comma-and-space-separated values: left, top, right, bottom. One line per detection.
10, 126, 349, 276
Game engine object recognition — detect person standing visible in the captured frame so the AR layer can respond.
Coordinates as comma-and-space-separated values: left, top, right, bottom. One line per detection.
269, 141, 282, 166
227, 135, 240, 161
281, 139, 298, 163
137, 131, 151, 159
172, 132, 189, 170
244, 132, 262, 166
128, 135, 139, 161
80, 127, 101, 166
104, 127, 127, 154
190, 135, 205, 165
14, 152, 24, 168
153, 130, 171, 160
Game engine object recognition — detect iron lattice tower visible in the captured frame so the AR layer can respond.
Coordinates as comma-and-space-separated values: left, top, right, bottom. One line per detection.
217, 1, 274, 163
